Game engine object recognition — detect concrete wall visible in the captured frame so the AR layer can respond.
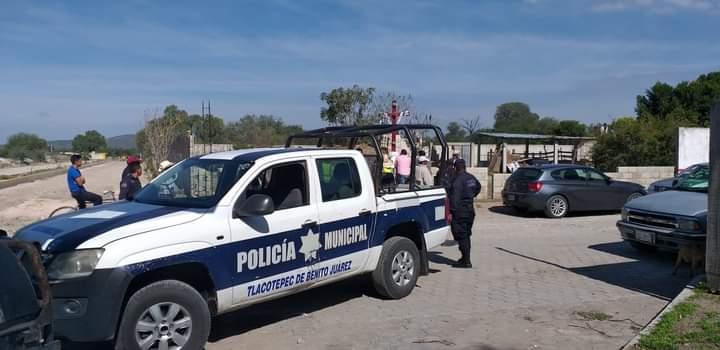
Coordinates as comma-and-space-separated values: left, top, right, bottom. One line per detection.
466, 167, 490, 200
469, 165, 675, 200
606, 166, 675, 188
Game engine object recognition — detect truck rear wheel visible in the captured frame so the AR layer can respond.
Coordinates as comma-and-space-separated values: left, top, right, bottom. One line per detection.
115, 280, 211, 350
372, 236, 420, 299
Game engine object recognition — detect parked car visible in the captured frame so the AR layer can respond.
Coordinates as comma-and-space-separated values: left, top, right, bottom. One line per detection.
647, 163, 708, 193
618, 163, 709, 251
502, 165, 646, 218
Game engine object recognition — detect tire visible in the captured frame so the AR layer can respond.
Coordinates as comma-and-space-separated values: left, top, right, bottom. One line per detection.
115, 280, 211, 350
628, 241, 658, 253
49, 206, 77, 218
626, 192, 643, 204
544, 195, 568, 218
372, 236, 421, 299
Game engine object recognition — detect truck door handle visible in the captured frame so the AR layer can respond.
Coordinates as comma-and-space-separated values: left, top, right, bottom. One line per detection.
359, 209, 372, 216
302, 220, 317, 228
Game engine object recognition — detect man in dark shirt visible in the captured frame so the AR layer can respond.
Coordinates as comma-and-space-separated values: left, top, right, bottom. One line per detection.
119, 163, 143, 200
447, 159, 481, 268
67, 154, 103, 209
121, 155, 143, 180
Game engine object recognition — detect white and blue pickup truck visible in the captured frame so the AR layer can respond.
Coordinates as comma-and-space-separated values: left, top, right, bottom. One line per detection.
14, 125, 451, 350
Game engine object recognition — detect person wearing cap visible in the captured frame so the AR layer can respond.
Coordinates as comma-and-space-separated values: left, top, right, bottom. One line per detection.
415, 156, 433, 188
119, 162, 143, 201
122, 155, 143, 179
446, 158, 481, 268
158, 160, 174, 173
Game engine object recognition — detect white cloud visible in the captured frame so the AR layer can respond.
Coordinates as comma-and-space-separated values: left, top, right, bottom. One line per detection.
591, 0, 720, 13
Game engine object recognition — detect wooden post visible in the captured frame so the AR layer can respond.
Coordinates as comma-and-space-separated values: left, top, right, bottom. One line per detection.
553, 141, 559, 164
707, 101, 720, 291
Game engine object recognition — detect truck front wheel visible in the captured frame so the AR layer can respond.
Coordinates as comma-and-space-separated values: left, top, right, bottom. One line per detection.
372, 236, 420, 299
115, 280, 211, 350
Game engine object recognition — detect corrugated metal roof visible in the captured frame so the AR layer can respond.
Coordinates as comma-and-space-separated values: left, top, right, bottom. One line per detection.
476, 132, 595, 141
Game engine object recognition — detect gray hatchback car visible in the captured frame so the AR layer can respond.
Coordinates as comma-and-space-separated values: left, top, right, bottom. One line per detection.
502, 165, 646, 218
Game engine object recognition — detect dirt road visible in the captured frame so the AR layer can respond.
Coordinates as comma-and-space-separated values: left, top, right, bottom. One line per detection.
0, 161, 126, 234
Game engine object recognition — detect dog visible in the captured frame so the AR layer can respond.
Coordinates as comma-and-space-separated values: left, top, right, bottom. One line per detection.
672, 243, 705, 277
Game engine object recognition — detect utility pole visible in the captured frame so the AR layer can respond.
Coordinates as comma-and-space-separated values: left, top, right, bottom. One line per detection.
208, 100, 213, 154
707, 101, 720, 291
389, 99, 399, 152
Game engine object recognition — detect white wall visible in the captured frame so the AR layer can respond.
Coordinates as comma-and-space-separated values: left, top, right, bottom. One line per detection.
678, 127, 709, 171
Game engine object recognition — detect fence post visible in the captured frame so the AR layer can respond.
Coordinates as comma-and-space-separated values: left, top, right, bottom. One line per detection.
707, 101, 720, 291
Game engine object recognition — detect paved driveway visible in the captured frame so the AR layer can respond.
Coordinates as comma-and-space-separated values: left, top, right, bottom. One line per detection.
206, 205, 690, 350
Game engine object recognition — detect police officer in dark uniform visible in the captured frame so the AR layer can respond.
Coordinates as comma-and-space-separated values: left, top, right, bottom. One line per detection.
447, 159, 481, 268
119, 162, 143, 200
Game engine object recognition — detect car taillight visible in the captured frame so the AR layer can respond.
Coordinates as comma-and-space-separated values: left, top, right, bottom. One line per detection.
444, 196, 450, 224
528, 181, 543, 192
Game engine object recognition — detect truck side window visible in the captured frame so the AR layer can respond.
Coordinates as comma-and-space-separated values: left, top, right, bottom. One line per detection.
316, 158, 362, 202
242, 162, 309, 210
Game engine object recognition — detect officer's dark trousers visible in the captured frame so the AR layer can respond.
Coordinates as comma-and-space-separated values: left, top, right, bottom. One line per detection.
451, 211, 475, 263
72, 191, 103, 209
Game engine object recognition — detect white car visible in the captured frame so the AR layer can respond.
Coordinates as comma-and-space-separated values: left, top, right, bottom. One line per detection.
16, 135, 451, 349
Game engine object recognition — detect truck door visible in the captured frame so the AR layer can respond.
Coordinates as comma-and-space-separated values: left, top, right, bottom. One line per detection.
308, 155, 376, 285
228, 159, 319, 305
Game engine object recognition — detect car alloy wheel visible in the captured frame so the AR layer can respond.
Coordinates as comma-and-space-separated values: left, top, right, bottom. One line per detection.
135, 302, 192, 350
549, 197, 567, 217
391, 250, 415, 287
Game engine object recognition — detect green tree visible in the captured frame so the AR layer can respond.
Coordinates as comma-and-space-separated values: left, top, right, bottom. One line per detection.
3, 133, 47, 161
226, 115, 303, 148
553, 120, 587, 137
493, 102, 540, 133
536, 117, 560, 135
445, 122, 467, 142
72, 130, 107, 154
320, 85, 377, 125
188, 114, 228, 144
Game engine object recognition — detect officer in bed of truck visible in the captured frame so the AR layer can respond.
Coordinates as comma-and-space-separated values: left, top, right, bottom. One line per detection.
447, 158, 481, 268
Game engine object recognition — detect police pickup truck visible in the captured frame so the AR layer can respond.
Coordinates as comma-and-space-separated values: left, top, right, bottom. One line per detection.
15, 125, 451, 350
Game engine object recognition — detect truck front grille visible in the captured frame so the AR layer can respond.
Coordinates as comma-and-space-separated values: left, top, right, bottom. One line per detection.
627, 211, 678, 229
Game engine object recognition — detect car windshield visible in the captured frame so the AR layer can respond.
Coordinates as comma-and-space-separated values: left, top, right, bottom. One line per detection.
133, 158, 253, 208
674, 165, 709, 193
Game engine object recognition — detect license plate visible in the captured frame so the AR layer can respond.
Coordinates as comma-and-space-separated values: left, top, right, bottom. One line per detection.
635, 230, 655, 244
507, 194, 516, 201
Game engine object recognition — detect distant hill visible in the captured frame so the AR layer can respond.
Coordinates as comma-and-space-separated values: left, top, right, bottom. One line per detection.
107, 134, 136, 150
48, 139, 72, 151
49, 134, 136, 151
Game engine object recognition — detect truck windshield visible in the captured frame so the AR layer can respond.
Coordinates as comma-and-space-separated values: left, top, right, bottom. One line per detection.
674, 165, 709, 193
134, 158, 253, 208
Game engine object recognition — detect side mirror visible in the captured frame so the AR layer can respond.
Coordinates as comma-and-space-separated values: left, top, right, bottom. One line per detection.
233, 194, 275, 218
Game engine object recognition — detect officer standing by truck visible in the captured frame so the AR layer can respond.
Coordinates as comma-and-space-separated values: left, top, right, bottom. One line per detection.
447, 159, 481, 268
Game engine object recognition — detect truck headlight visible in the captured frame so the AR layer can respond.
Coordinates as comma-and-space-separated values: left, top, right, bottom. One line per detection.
677, 219, 701, 232
621, 208, 628, 221
47, 249, 104, 280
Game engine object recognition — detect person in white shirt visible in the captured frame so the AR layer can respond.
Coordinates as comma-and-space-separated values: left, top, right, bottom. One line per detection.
415, 156, 434, 188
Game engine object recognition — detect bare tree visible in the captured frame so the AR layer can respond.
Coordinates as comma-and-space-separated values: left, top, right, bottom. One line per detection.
460, 115, 483, 136
707, 101, 720, 291
143, 109, 182, 177
370, 92, 415, 124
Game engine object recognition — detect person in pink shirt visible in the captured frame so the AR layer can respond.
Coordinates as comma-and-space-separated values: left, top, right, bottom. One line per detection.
395, 149, 412, 184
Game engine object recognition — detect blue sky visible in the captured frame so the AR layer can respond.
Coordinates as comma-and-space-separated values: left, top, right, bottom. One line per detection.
1, 0, 719, 142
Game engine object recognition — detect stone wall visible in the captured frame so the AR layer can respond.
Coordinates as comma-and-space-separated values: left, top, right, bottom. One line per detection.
468, 166, 675, 201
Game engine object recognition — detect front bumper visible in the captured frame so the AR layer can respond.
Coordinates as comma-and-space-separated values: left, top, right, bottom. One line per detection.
502, 191, 546, 211
616, 221, 705, 250
49, 268, 133, 342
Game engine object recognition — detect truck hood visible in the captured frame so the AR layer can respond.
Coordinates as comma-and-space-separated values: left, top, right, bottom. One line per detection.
626, 190, 707, 217
14, 201, 205, 254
